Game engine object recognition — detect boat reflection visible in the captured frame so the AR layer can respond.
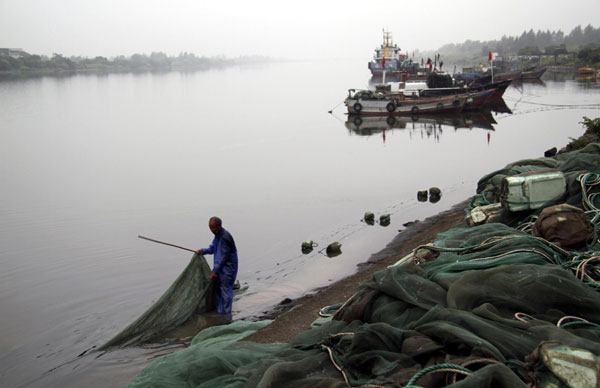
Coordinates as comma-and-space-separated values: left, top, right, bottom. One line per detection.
511, 79, 546, 88
345, 109, 498, 136
487, 99, 512, 114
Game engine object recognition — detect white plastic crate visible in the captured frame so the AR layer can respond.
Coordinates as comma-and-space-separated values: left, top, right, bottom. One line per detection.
501, 169, 567, 212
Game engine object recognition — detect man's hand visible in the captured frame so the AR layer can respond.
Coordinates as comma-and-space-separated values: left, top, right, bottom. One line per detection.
210, 272, 218, 280
196, 249, 203, 254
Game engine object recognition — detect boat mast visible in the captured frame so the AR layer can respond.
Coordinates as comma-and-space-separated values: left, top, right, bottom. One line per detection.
382, 29, 392, 84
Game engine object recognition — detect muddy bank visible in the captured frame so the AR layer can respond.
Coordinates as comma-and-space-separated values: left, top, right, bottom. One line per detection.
245, 199, 470, 344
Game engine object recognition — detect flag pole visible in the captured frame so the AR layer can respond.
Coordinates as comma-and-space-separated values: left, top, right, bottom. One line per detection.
489, 50, 494, 83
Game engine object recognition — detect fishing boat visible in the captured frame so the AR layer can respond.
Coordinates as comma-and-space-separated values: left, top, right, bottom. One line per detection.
419, 79, 510, 98
520, 66, 546, 80
493, 69, 522, 81
345, 89, 467, 116
367, 30, 424, 80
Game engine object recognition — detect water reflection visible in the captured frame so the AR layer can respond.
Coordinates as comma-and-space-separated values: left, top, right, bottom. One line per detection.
511, 79, 546, 88
345, 109, 498, 136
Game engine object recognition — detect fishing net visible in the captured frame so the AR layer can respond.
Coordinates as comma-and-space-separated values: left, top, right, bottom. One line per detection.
99, 253, 215, 349
125, 223, 600, 387
427, 72, 453, 88
127, 320, 281, 388
124, 144, 600, 387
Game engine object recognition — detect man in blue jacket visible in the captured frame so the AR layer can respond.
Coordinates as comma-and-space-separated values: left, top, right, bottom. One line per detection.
196, 217, 238, 315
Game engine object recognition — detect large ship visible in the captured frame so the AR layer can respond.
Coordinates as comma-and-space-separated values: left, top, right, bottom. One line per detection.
367, 30, 423, 80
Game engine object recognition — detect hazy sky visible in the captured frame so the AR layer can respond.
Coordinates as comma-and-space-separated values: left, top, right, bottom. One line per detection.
1, 0, 599, 59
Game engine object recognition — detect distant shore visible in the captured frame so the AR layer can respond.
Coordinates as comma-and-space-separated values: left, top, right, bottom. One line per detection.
0, 53, 275, 79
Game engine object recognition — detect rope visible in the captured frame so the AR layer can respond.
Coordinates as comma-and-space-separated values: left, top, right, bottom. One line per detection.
450, 358, 502, 384
329, 99, 346, 113
575, 256, 600, 282
319, 302, 345, 317
560, 321, 600, 329
578, 173, 600, 228
414, 234, 569, 265
502, 97, 600, 109
322, 344, 352, 387
468, 248, 557, 264
405, 363, 473, 387
321, 338, 391, 388
514, 312, 535, 322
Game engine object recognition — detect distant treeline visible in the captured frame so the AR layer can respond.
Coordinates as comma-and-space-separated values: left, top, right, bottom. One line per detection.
437, 24, 600, 61
0, 52, 271, 73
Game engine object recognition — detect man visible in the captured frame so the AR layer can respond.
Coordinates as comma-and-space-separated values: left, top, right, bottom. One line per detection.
196, 217, 238, 315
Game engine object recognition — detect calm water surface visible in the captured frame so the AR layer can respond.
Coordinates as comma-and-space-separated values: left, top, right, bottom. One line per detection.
1, 60, 599, 387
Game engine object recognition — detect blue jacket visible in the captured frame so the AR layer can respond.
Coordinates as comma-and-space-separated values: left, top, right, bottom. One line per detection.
202, 228, 238, 278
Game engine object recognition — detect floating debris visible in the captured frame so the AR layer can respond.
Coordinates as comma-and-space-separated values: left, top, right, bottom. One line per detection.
417, 190, 428, 202
379, 214, 391, 227
364, 211, 375, 225
429, 187, 442, 203
326, 242, 342, 258
429, 187, 441, 196
301, 240, 318, 254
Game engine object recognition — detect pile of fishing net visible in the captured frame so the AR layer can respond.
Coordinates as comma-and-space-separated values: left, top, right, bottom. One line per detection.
123, 144, 600, 387
99, 254, 215, 349
126, 223, 600, 387
472, 143, 600, 211
426, 72, 453, 88
353, 90, 385, 100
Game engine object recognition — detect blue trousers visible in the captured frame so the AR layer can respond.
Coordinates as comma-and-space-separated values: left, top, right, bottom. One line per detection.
216, 275, 235, 314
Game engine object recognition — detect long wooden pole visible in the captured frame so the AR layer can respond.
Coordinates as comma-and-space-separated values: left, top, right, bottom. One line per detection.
138, 235, 196, 253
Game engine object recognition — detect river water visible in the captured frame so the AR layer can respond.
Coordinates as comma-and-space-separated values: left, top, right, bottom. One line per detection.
1, 60, 599, 387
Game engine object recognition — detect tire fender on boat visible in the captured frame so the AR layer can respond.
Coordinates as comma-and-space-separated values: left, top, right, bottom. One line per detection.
386, 102, 396, 112
386, 116, 396, 126
411, 106, 419, 114
353, 102, 363, 113
353, 116, 363, 126
436, 103, 443, 109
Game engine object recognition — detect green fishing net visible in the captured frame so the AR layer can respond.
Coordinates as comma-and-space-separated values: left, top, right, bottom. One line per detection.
99, 253, 215, 349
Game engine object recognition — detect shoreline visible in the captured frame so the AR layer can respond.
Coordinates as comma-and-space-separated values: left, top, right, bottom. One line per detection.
244, 198, 470, 343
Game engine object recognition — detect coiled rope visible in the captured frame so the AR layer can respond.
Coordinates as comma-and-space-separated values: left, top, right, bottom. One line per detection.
405, 363, 473, 388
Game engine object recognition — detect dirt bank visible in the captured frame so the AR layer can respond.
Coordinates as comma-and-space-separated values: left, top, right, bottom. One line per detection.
245, 199, 470, 344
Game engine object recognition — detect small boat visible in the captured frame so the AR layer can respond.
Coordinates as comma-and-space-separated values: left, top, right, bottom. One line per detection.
345, 89, 467, 116
578, 67, 596, 75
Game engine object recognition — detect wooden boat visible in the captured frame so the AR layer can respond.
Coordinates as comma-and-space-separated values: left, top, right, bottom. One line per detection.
461, 89, 495, 111
493, 69, 522, 81
345, 89, 467, 116
417, 80, 510, 108
521, 67, 546, 80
